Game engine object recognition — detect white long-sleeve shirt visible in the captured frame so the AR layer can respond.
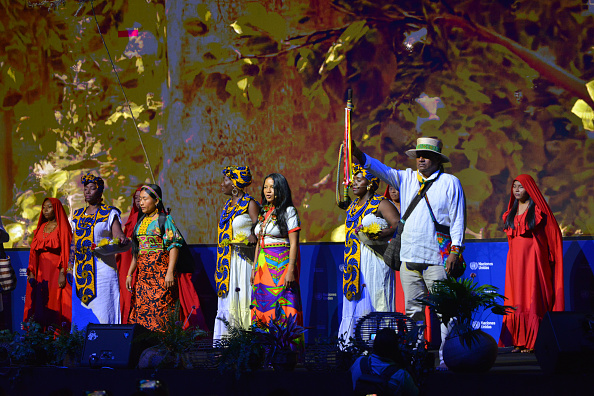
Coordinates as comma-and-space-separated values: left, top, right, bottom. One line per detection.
363, 153, 466, 265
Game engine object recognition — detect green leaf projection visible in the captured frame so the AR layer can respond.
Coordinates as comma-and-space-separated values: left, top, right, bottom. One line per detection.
1, 0, 593, 245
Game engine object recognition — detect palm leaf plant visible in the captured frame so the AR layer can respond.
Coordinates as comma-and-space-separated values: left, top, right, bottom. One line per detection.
416, 276, 515, 347
253, 306, 305, 368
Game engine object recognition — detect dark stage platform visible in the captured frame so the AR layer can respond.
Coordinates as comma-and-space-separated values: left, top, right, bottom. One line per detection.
0, 348, 591, 396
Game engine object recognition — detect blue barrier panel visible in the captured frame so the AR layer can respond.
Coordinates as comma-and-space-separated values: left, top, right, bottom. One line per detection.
459, 241, 508, 341
6, 239, 594, 344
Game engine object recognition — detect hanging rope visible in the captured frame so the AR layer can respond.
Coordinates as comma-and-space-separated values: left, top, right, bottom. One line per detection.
88, 0, 156, 184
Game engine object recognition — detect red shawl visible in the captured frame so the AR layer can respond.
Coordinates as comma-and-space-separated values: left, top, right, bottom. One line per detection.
503, 174, 564, 311
123, 186, 143, 238
118, 186, 143, 323
29, 198, 72, 274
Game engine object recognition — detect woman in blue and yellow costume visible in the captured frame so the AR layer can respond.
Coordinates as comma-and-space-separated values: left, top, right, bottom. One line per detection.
339, 165, 400, 340
126, 184, 188, 332
214, 166, 260, 340
70, 173, 129, 329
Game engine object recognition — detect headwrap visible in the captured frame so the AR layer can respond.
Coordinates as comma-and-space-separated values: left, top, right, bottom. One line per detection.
352, 164, 380, 191
29, 198, 72, 275
222, 166, 252, 189
81, 173, 105, 192
503, 174, 564, 311
343, 194, 384, 301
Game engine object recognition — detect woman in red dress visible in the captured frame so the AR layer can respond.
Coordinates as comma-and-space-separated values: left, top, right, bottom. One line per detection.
24, 198, 72, 330
499, 174, 564, 352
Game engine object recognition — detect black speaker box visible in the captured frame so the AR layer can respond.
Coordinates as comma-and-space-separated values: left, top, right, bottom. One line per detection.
81, 324, 151, 368
535, 311, 594, 374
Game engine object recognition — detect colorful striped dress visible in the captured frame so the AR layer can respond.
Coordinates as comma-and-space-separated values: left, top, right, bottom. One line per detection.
251, 206, 302, 325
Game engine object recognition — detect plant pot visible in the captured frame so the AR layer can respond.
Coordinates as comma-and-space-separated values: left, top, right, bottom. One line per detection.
271, 350, 297, 372
443, 329, 498, 373
62, 352, 81, 367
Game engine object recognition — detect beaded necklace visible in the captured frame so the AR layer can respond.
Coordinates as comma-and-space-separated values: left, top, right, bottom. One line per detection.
219, 195, 247, 227
346, 196, 371, 224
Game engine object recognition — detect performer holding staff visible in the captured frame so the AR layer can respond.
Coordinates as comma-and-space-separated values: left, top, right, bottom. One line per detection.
339, 165, 399, 340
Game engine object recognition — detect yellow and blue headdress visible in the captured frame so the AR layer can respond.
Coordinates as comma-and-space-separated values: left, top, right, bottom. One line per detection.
81, 173, 104, 192
352, 164, 380, 191
222, 166, 252, 189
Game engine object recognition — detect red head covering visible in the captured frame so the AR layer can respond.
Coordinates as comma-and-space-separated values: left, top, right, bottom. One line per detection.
505, 174, 564, 311
123, 186, 143, 238
30, 198, 72, 274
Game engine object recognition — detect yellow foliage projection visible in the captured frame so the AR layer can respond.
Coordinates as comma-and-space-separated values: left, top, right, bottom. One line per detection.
1, 0, 593, 247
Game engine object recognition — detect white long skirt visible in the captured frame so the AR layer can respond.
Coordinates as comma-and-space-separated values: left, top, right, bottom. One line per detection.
213, 247, 253, 340
338, 244, 394, 341
71, 255, 121, 331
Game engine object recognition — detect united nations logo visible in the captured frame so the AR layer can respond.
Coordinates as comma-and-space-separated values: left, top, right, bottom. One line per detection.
469, 261, 479, 270
472, 321, 481, 330
88, 331, 98, 341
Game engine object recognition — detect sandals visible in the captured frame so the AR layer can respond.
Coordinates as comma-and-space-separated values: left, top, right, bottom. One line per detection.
511, 346, 534, 353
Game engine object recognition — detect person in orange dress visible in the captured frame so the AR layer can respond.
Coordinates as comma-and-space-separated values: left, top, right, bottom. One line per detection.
499, 174, 564, 352
126, 184, 185, 331
24, 198, 72, 331
116, 186, 142, 324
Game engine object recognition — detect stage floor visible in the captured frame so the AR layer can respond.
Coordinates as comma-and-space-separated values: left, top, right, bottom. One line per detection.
0, 348, 590, 395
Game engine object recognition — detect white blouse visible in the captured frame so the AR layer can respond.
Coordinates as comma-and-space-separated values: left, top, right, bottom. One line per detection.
254, 206, 300, 247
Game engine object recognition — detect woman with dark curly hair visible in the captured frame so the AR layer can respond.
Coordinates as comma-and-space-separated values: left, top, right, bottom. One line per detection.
251, 173, 302, 325
499, 174, 564, 353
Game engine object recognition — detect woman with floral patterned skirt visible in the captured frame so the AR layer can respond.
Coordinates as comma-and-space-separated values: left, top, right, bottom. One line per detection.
127, 184, 185, 332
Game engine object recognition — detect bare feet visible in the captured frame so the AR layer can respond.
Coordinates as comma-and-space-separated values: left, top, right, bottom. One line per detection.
436, 362, 448, 371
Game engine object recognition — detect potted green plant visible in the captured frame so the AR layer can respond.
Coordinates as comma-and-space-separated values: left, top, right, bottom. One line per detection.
253, 308, 305, 371
137, 303, 208, 369
216, 318, 265, 378
10, 320, 52, 366
417, 276, 514, 373
49, 324, 85, 367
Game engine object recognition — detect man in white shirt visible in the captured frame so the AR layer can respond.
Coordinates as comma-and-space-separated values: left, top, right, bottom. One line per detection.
353, 137, 466, 370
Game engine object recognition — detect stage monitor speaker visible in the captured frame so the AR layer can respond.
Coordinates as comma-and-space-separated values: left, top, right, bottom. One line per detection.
534, 311, 594, 374
81, 324, 150, 368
